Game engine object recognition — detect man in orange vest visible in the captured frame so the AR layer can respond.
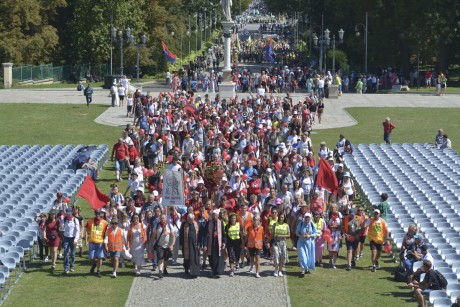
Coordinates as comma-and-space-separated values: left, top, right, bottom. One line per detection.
86, 209, 109, 277
104, 217, 125, 278
246, 215, 264, 278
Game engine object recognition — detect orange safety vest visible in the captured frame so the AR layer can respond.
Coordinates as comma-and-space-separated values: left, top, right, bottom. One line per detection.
107, 227, 124, 252
86, 219, 108, 244
247, 225, 264, 250
238, 212, 253, 232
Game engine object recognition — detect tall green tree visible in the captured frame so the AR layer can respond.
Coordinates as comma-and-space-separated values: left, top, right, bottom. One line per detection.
0, 0, 66, 64
65, 0, 146, 66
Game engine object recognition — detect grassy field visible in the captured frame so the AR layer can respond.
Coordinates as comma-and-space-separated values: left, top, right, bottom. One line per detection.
0, 103, 459, 306
0, 103, 131, 307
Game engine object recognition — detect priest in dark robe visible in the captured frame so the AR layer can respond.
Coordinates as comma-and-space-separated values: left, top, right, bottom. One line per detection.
205, 209, 226, 277
179, 213, 200, 278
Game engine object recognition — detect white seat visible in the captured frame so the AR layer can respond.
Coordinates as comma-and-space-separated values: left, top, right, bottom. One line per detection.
429, 290, 449, 305
433, 297, 454, 307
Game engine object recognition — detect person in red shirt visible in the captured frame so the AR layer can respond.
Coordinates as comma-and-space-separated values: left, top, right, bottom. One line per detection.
383, 117, 396, 144
186, 191, 203, 211
111, 138, 129, 181
248, 173, 262, 197
127, 144, 140, 169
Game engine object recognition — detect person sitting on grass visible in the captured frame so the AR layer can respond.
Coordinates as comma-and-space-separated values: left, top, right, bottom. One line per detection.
407, 260, 440, 307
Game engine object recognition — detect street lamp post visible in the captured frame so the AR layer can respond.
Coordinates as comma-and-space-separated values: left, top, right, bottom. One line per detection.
131, 34, 147, 82
195, 14, 198, 53
355, 11, 368, 74
180, 30, 183, 67
187, 30, 191, 56
331, 29, 344, 74
199, 14, 202, 50
313, 28, 344, 74
110, 27, 116, 75
204, 8, 207, 44
112, 26, 131, 76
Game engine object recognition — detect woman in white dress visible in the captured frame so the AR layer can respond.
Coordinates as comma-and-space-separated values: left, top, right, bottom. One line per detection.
127, 213, 147, 275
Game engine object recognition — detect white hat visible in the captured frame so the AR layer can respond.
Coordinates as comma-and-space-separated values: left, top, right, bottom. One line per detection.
343, 172, 351, 177
304, 213, 312, 218
152, 191, 159, 197
374, 209, 380, 214
213, 209, 220, 215
266, 168, 272, 173
222, 177, 228, 181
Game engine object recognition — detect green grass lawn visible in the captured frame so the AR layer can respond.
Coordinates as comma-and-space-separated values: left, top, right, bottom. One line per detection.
0, 104, 459, 306
0, 103, 132, 307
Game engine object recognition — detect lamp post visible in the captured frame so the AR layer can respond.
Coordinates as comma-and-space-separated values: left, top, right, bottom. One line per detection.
187, 30, 191, 56
110, 27, 116, 75
112, 26, 131, 76
355, 11, 368, 74
331, 29, 345, 74
195, 13, 198, 53
180, 30, 183, 67
204, 8, 207, 44
313, 27, 344, 74
199, 13, 202, 50
130, 34, 147, 82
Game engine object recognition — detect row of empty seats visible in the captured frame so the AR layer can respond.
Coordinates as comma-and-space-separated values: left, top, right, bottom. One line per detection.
0, 144, 108, 302
344, 143, 460, 306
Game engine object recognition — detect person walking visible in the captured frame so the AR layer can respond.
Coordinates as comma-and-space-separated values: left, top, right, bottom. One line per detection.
86, 209, 109, 277
367, 209, 388, 272
44, 211, 60, 271
63, 208, 80, 274
205, 209, 226, 278
83, 83, 94, 107
225, 213, 243, 277
111, 138, 129, 182
247, 215, 264, 278
296, 213, 317, 276
104, 217, 125, 278
179, 213, 201, 278
343, 208, 364, 270
150, 214, 175, 279
34, 212, 49, 263
271, 213, 290, 277
127, 213, 147, 276
383, 117, 396, 144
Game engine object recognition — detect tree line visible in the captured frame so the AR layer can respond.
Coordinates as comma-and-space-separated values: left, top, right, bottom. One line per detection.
0, 0, 251, 75
266, 0, 460, 75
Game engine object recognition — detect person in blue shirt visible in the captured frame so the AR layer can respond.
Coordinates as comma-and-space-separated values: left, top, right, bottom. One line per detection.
84, 83, 94, 107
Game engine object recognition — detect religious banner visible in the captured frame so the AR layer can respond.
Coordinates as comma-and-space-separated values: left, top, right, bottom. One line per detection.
162, 169, 185, 206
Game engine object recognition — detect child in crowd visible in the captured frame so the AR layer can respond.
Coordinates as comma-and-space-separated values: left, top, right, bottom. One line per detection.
328, 223, 341, 269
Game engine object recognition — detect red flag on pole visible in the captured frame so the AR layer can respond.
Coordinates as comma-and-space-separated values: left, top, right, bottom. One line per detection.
77, 176, 111, 210
316, 158, 339, 195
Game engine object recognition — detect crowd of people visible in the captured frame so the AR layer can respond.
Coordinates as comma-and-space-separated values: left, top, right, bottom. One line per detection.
34, 82, 403, 282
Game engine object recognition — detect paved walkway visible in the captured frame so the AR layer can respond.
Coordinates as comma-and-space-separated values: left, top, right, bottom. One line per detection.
2, 88, 459, 129
126, 259, 289, 307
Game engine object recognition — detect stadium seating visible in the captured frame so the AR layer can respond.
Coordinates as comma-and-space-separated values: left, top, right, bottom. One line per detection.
0, 144, 108, 292
344, 143, 460, 289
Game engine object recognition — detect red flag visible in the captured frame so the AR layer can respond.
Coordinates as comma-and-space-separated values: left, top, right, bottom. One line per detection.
316, 158, 339, 195
77, 176, 111, 209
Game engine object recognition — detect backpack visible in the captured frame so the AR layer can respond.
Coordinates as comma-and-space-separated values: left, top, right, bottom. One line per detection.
394, 264, 408, 282
434, 270, 448, 289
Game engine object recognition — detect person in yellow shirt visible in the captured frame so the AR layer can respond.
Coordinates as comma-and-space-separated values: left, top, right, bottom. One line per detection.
367, 209, 388, 272
85, 209, 109, 277
335, 75, 342, 96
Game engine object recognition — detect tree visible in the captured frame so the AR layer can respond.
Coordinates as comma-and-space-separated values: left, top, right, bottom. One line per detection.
65, 0, 146, 66
0, 0, 66, 64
